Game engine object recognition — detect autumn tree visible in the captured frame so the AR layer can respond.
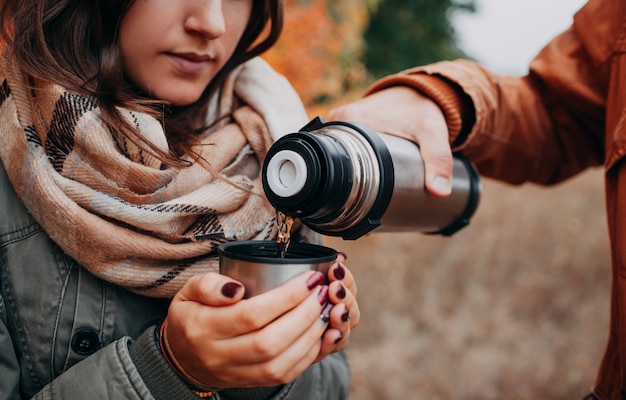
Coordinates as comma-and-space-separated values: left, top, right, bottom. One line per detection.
263, 0, 368, 106
364, 0, 476, 78
263, 0, 476, 107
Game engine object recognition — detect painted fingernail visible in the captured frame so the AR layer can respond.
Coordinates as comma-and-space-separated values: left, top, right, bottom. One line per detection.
341, 308, 351, 323
221, 282, 243, 298
335, 284, 346, 300
307, 272, 325, 290
338, 251, 348, 260
333, 264, 346, 280
318, 286, 329, 305
334, 332, 345, 345
320, 303, 333, 323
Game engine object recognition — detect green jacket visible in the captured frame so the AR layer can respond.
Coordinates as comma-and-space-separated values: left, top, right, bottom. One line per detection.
0, 159, 351, 399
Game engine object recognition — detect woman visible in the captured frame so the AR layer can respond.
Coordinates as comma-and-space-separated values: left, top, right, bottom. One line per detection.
0, 0, 359, 398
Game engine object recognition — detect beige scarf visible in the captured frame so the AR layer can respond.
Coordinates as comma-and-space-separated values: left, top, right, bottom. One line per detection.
0, 51, 308, 298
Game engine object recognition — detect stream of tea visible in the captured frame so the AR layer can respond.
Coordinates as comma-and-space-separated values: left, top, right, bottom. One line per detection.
276, 211, 294, 258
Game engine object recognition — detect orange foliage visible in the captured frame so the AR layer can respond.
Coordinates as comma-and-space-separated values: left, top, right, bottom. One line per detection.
263, 0, 368, 107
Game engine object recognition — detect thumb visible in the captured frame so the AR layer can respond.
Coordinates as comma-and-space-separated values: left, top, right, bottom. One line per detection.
422, 149, 454, 198
175, 272, 245, 306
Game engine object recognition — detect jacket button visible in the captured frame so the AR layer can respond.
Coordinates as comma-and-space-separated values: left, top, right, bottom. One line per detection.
71, 329, 100, 355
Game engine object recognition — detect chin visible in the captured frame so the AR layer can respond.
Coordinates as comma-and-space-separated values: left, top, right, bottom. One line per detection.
150, 85, 205, 107
164, 94, 204, 107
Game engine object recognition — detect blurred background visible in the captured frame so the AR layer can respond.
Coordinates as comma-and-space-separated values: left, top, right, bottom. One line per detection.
264, 1, 607, 398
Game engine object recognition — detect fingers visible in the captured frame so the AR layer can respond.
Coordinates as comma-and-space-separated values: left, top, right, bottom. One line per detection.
327, 279, 359, 338
323, 302, 351, 349
328, 282, 357, 326
327, 89, 408, 130
219, 271, 324, 337
328, 262, 357, 300
165, 270, 330, 389
175, 272, 245, 306
218, 286, 328, 365
312, 259, 360, 359
328, 86, 454, 197
419, 133, 454, 197
168, 271, 324, 349
173, 285, 330, 389
212, 317, 326, 388
165, 251, 361, 388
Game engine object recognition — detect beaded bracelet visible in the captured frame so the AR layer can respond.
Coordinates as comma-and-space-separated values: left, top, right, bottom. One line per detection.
192, 390, 216, 398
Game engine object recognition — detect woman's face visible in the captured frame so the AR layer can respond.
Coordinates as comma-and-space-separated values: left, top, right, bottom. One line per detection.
119, 0, 253, 106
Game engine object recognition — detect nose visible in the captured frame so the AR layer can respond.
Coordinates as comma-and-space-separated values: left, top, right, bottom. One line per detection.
184, 0, 226, 39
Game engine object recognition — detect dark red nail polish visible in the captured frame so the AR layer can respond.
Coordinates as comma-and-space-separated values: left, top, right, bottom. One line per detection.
318, 286, 329, 305
307, 272, 325, 290
338, 251, 348, 260
336, 284, 346, 300
341, 309, 351, 323
320, 303, 333, 323
333, 264, 346, 280
221, 282, 243, 298
334, 332, 345, 345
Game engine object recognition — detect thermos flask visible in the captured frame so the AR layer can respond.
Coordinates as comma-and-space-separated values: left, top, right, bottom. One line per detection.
261, 117, 481, 240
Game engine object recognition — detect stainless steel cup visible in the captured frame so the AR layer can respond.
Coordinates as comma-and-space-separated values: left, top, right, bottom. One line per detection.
218, 240, 337, 298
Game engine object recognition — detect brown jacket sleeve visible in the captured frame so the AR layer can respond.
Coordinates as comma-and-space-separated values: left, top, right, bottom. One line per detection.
367, 0, 614, 186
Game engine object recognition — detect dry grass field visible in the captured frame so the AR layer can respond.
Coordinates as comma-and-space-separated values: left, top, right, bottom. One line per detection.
326, 168, 611, 400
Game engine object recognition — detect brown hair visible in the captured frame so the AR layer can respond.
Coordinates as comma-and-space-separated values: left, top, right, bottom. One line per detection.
0, 0, 284, 165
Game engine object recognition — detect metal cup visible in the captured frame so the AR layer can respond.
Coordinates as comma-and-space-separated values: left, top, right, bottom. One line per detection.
218, 240, 337, 298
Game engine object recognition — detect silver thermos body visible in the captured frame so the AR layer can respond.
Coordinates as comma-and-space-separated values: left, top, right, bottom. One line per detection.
262, 117, 481, 240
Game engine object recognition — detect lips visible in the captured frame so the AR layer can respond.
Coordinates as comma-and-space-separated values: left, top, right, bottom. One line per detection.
167, 52, 213, 75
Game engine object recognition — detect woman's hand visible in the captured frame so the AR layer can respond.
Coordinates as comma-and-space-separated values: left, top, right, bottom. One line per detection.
328, 86, 454, 197
164, 270, 330, 390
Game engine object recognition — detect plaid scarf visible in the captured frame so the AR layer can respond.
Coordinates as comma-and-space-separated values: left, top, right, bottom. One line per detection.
0, 51, 308, 298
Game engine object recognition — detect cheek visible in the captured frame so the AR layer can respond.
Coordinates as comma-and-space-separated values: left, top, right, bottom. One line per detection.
119, 45, 151, 92
119, 33, 150, 84
119, 31, 168, 97
224, 5, 253, 53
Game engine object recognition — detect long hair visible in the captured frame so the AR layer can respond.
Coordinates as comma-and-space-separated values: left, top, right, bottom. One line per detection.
0, 0, 284, 165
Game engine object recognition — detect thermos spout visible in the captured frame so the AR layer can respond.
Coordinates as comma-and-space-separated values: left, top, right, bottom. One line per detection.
265, 150, 309, 198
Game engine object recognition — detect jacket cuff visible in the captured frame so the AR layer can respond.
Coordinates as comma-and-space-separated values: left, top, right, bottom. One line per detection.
217, 385, 285, 400
130, 326, 286, 400
365, 72, 475, 146
128, 326, 199, 400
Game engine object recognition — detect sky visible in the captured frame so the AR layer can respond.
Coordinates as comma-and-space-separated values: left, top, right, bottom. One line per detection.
453, 0, 588, 75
